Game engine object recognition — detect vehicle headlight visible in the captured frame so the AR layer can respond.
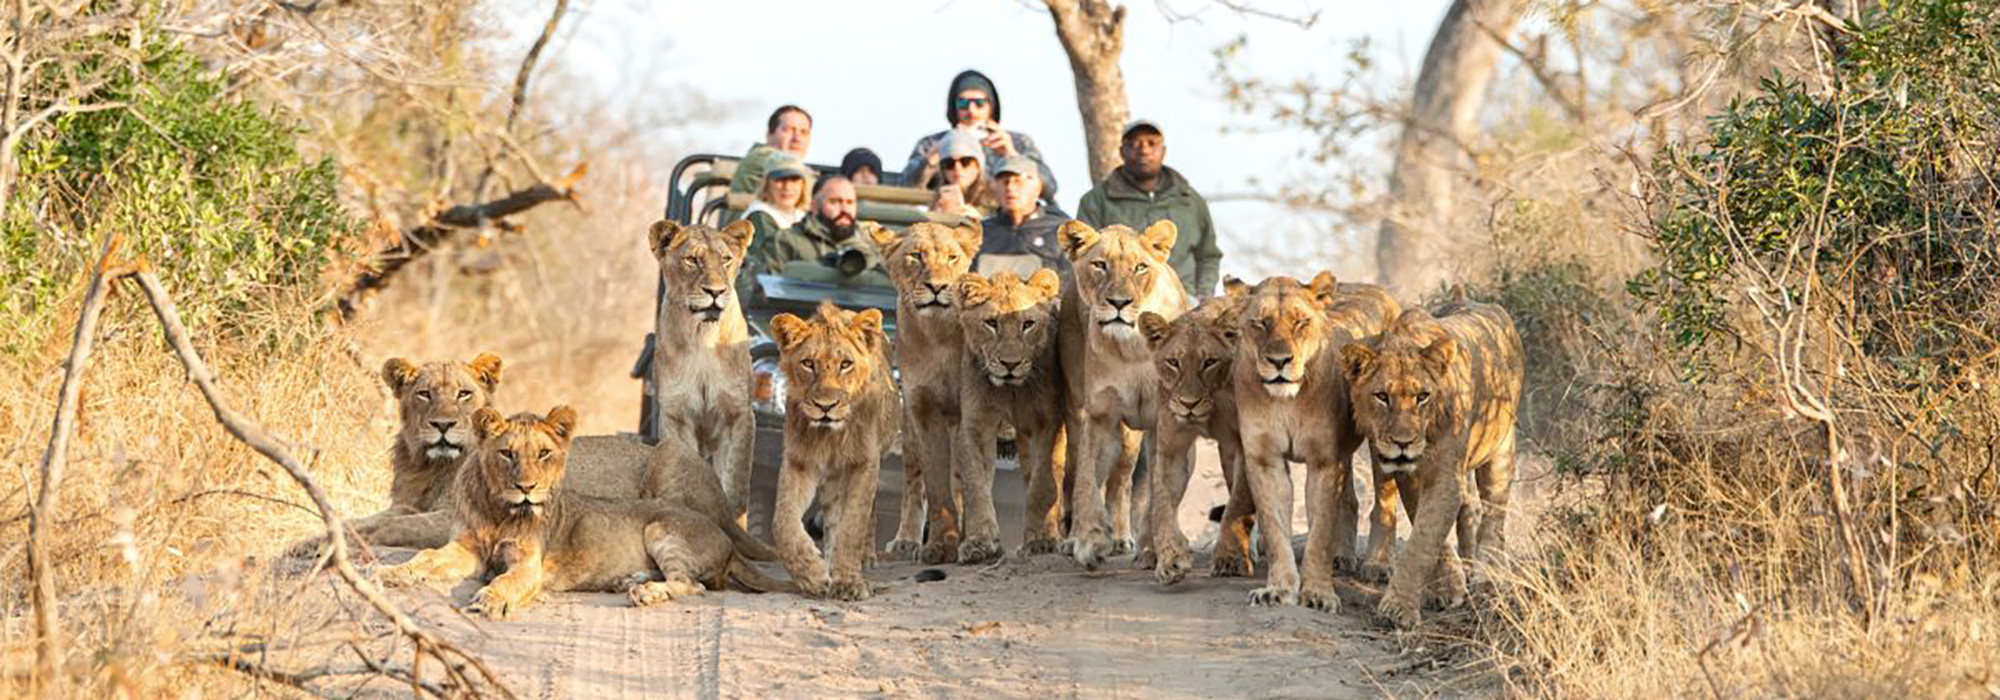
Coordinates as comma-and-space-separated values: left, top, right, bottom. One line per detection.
751, 356, 786, 415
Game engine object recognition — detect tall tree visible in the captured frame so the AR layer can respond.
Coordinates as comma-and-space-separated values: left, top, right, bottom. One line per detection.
1375, 0, 1525, 295
1044, 0, 1131, 184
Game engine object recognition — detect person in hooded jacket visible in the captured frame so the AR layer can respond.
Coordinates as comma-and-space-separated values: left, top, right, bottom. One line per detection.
902, 69, 1057, 202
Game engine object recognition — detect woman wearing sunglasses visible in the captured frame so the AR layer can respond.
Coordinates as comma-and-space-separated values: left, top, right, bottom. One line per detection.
902, 69, 1057, 201
929, 130, 997, 221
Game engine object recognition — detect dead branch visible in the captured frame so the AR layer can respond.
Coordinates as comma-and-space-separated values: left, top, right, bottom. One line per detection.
474, 0, 569, 198
338, 163, 587, 318
28, 232, 125, 696
119, 263, 517, 699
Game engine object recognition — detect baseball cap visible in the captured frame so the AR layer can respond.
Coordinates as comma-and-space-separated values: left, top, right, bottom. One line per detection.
993, 155, 1038, 178
1121, 119, 1163, 140
766, 153, 808, 180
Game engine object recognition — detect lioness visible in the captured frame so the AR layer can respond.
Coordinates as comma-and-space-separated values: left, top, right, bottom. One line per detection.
769, 303, 900, 600
955, 269, 1068, 561
646, 219, 757, 522
1056, 220, 1191, 569
379, 406, 786, 619
1137, 295, 1257, 585
865, 220, 980, 563
1341, 300, 1522, 628
1225, 273, 1398, 611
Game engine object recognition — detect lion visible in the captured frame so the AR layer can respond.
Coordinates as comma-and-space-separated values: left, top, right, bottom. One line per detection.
1340, 299, 1522, 629
1223, 273, 1399, 611
768, 303, 900, 600
646, 219, 757, 523
1137, 294, 1258, 585
1055, 219, 1192, 570
378, 406, 788, 619
954, 269, 1068, 562
864, 220, 981, 563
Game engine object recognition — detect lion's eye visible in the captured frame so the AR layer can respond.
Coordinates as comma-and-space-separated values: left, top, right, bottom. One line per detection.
840, 359, 854, 373
1134, 262, 1149, 274
456, 389, 473, 402
499, 449, 516, 463
1417, 391, 1431, 405
984, 319, 999, 331
1203, 358, 1221, 371
538, 449, 552, 461
907, 252, 924, 264
1374, 392, 1390, 406
1090, 260, 1109, 273
414, 390, 432, 403
682, 255, 698, 267
1164, 358, 1180, 372
1021, 319, 1035, 331
801, 359, 816, 373
1294, 318, 1310, 332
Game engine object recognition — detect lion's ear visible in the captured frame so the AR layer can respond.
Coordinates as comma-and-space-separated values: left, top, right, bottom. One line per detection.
852, 308, 885, 345
649, 220, 686, 259
1421, 336, 1458, 371
863, 221, 899, 253
953, 219, 983, 258
1138, 312, 1172, 351
1222, 276, 1251, 299
957, 273, 993, 309
1211, 316, 1242, 344
382, 358, 419, 394
1026, 268, 1061, 301
473, 407, 508, 441
1057, 221, 1099, 259
721, 220, 756, 256
1307, 271, 1339, 307
1140, 220, 1178, 260
770, 313, 810, 351
1340, 342, 1378, 381
543, 405, 578, 443
465, 352, 503, 393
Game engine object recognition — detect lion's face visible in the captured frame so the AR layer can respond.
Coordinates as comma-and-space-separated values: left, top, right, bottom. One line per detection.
383, 353, 503, 463
771, 303, 887, 430
1342, 310, 1458, 469
1230, 272, 1340, 399
650, 219, 754, 323
867, 221, 980, 319
469, 405, 578, 517
957, 269, 1062, 387
1059, 220, 1177, 341
1141, 299, 1241, 423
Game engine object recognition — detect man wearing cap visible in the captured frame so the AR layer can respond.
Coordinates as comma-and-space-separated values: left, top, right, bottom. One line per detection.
728, 105, 813, 197
976, 156, 1069, 277
840, 147, 888, 186
1077, 120, 1224, 298
903, 70, 1057, 201
754, 175, 889, 286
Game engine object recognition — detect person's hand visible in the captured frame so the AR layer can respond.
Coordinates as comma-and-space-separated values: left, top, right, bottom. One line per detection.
936, 183, 965, 213
982, 127, 1017, 158
924, 141, 941, 168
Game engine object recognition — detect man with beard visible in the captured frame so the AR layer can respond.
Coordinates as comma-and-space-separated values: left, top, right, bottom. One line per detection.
1076, 120, 1224, 299
757, 175, 889, 286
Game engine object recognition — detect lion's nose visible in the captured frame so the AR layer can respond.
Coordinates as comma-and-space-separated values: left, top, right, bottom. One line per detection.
999, 359, 1022, 373
1107, 297, 1133, 310
1391, 438, 1414, 450
430, 419, 455, 432
1177, 396, 1201, 410
1265, 355, 1292, 371
811, 398, 839, 412
923, 281, 949, 296
700, 284, 728, 299
514, 481, 537, 493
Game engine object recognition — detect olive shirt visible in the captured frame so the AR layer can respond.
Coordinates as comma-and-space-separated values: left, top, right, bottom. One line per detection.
743, 212, 890, 295
1075, 165, 1224, 298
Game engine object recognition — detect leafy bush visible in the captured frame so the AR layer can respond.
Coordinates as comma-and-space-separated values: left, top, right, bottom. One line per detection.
1, 40, 356, 350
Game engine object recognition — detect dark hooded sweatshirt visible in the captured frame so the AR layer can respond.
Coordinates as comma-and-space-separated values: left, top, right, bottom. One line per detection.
901, 69, 1058, 200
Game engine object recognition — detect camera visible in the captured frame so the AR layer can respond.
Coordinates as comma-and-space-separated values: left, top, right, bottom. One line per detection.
819, 246, 869, 277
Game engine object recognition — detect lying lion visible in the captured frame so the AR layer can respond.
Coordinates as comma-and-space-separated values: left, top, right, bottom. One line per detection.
378, 406, 786, 619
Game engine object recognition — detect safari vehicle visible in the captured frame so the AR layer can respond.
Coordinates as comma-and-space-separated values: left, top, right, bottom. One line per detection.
631, 153, 1027, 543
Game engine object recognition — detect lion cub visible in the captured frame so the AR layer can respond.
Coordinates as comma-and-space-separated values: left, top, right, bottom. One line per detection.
769, 303, 900, 600
378, 406, 785, 619
1340, 300, 1522, 629
1137, 295, 1257, 585
954, 269, 1068, 561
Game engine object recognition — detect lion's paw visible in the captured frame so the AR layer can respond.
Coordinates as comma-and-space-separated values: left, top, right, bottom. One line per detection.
1249, 584, 1298, 607
1211, 549, 1253, 578
919, 539, 960, 565
376, 563, 430, 588
1017, 538, 1060, 556
629, 579, 703, 607
884, 539, 921, 559
1153, 547, 1192, 586
465, 586, 521, 620
1376, 593, 1422, 629
1301, 583, 1341, 613
797, 574, 833, 599
1057, 539, 1076, 555
1069, 533, 1112, 571
1133, 547, 1158, 571
826, 576, 873, 601
1359, 559, 1393, 585
1109, 537, 1138, 557
958, 537, 1003, 565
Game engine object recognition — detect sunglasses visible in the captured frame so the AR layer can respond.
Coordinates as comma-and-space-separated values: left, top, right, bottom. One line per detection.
953, 97, 991, 109
947, 156, 981, 168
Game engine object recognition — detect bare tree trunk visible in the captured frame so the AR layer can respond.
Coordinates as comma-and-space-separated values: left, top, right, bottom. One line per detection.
1044, 0, 1130, 184
1374, 0, 1524, 295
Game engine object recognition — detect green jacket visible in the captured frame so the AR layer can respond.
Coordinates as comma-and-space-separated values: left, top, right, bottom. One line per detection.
747, 213, 890, 291
728, 143, 779, 195
1075, 166, 1223, 298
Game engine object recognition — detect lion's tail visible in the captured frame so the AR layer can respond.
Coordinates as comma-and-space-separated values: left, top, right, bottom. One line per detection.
721, 519, 781, 562
727, 557, 795, 594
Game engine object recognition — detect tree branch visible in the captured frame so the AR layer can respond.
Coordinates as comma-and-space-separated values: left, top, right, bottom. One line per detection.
474, 0, 569, 199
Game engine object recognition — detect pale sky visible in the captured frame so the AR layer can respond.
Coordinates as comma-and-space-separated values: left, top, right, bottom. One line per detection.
513, 0, 1452, 281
